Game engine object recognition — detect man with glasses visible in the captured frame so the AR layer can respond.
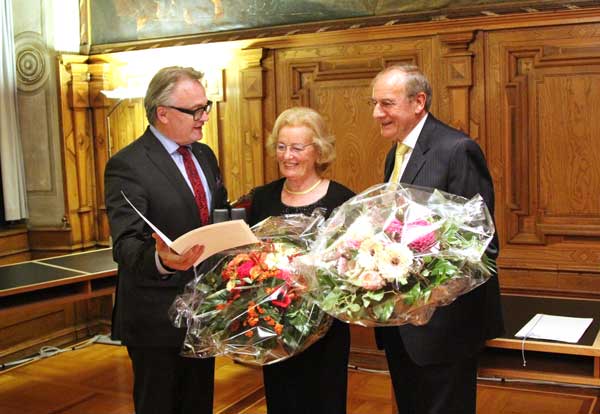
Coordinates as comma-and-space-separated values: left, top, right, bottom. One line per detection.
371, 65, 504, 414
105, 66, 228, 414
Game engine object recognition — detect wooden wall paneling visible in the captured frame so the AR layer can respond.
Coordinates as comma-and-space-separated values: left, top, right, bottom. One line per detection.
219, 48, 266, 201
88, 63, 111, 246
438, 31, 476, 135
349, 325, 388, 371
0, 305, 72, 362
261, 50, 280, 185
203, 69, 224, 160
486, 23, 600, 293
0, 298, 111, 365
35, 54, 96, 254
275, 37, 434, 193
220, 59, 243, 200
239, 48, 266, 198
501, 268, 600, 299
107, 98, 146, 156
311, 76, 380, 191
0, 227, 31, 265
66, 62, 97, 250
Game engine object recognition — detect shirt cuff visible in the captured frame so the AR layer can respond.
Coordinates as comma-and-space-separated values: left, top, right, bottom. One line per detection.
155, 251, 175, 277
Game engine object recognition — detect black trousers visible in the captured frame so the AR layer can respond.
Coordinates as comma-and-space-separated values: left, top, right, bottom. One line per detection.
262, 319, 350, 414
382, 331, 478, 414
127, 346, 215, 414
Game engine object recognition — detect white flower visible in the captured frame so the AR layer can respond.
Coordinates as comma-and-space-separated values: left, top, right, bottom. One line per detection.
376, 243, 413, 284
345, 215, 376, 241
264, 252, 290, 270
356, 237, 384, 271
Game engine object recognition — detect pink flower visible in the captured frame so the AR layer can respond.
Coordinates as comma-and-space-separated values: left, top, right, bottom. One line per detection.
404, 220, 437, 252
344, 239, 361, 250
336, 256, 349, 274
354, 270, 386, 290
236, 260, 254, 278
385, 219, 404, 236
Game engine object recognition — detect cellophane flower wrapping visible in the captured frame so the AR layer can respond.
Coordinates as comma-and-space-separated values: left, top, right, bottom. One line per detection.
308, 183, 496, 327
170, 211, 332, 365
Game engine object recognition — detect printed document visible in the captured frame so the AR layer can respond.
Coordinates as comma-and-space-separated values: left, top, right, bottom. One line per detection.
515, 314, 593, 343
122, 191, 258, 266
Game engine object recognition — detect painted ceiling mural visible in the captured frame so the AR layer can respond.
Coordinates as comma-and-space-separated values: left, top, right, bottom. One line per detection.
89, 0, 594, 45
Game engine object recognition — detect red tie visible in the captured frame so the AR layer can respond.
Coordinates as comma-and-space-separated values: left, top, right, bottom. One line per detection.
177, 146, 210, 225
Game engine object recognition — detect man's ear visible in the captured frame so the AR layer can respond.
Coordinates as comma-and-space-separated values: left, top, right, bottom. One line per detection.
156, 106, 169, 123
414, 92, 427, 113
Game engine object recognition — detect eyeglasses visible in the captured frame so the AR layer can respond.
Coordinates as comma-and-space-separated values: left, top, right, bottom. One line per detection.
275, 142, 315, 154
368, 98, 399, 111
166, 100, 213, 120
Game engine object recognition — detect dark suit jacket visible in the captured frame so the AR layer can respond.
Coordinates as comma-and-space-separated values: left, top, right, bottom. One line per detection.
105, 127, 228, 347
378, 114, 504, 366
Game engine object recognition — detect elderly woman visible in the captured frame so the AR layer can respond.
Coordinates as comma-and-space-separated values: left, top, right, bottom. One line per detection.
248, 107, 354, 414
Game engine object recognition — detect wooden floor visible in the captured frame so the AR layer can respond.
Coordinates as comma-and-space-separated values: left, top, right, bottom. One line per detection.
0, 343, 598, 414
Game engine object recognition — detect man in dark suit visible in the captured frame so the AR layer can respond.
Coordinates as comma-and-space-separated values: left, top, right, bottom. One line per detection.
105, 66, 228, 414
371, 65, 504, 414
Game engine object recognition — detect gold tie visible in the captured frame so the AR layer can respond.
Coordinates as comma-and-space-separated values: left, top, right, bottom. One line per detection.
389, 144, 410, 183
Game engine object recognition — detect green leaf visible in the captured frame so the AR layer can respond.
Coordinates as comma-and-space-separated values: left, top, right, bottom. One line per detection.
322, 290, 341, 311
364, 290, 385, 301
373, 299, 395, 322
403, 283, 422, 306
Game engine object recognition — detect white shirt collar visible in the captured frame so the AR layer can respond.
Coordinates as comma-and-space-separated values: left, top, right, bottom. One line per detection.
400, 113, 428, 149
149, 124, 182, 155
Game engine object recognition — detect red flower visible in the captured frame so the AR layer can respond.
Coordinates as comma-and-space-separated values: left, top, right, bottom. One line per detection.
236, 260, 254, 278
272, 296, 292, 308
274, 269, 293, 284
271, 286, 293, 308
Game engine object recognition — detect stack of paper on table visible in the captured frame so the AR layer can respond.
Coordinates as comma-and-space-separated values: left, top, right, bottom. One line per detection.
515, 314, 593, 343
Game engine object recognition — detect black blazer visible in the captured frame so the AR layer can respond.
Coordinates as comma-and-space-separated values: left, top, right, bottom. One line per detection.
378, 114, 504, 365
105, 127, 228, 347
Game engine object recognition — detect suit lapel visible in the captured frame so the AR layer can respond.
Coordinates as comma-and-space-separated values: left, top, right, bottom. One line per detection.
400, 115, 436, 184
140, 129, 199, 217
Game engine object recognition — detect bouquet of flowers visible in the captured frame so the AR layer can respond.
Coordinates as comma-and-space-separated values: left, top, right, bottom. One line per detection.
170, 212, 332, 365
308, 183, 495, 327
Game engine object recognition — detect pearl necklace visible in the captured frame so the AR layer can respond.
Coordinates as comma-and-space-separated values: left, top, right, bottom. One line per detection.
283, 178, 323, 195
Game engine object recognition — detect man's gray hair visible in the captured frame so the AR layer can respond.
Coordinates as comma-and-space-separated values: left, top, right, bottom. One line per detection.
144, 66, 204, 125
373, 64, 432, 111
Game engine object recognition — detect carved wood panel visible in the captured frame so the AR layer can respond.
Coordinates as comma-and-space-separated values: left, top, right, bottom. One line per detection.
107, 98, 147, 156
53, 57, 98, 253
486, 23, 600, 277
274, 38, 434, 193
89, 63, 111, 246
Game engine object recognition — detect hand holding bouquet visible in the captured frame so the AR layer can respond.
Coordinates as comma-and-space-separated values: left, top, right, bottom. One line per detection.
171, 213, 331, 365
309, 183, 495, 327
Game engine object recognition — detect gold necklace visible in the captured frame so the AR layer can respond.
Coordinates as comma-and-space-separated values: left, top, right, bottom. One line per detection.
284, 178, 323, 195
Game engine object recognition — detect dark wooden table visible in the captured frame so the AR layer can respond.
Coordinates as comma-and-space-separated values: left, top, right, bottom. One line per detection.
0, 249, 117, 316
